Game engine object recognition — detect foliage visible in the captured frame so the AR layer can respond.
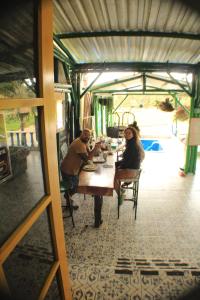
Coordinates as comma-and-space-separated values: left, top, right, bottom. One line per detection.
5, 112, 35, 131
157, 98, 174, 112
0, 80, 35, 98
174, 106, 189, 121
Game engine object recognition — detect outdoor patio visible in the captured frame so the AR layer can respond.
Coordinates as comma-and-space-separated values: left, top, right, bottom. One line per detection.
62, 137, 200, 299
1, 137, 200, 299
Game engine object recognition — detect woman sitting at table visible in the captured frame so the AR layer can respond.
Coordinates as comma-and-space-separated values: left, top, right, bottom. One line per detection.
114, 126, 145, 194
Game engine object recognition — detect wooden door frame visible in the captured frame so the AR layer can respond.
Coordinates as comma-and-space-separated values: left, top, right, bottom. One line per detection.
0, 1, 72, 299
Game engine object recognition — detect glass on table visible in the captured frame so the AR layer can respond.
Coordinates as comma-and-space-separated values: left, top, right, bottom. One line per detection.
103, 152, 108, 162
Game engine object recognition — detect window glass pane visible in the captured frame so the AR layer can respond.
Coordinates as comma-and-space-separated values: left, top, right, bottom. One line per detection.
0, 0, 39, 98
0, 107, 46, 246
3, 210, 55, 300
45, 276, 61, 300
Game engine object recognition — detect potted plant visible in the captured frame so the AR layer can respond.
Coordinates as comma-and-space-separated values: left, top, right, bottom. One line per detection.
174, 106, 189, 121
158, 98, 174, 112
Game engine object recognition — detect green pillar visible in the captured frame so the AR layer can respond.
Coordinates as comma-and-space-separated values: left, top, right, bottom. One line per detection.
76, 73, 81, 136
94, 96, 99, 136
185, 71, 200, 174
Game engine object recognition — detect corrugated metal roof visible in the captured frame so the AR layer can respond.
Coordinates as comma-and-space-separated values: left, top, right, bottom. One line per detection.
53, 0, 200, 67
0, 1, 36, 83
56, 36, 200, 64
54, 0, 200, 33
0, 1, 199, 85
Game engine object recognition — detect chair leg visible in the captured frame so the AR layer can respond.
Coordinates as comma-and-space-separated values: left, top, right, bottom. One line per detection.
134, 182, 139, 220
117, 195, 120, 218
118, 170, 141, 220
64, 192, 75, 227
117, 182, 123, 218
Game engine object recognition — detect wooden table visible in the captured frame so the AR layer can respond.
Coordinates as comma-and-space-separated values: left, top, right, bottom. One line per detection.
77, 154, 116, 227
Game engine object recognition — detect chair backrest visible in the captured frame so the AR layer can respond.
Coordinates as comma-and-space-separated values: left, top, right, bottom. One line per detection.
60, 142, 68, 161
58, 142, 68, 182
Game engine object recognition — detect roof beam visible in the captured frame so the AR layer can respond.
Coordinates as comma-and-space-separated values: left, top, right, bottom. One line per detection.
73, 62, 199, 73
53, 34, 76, 65
93, 88, 185, 93
56, 30, 200, 40
146, 74, 188, 87
113, 95, 129, 113
54, 48, 72, 65
111, 93, 173, 95
80, 72, 102, 98
90, 74, 142, 91
168, 72, 192, 96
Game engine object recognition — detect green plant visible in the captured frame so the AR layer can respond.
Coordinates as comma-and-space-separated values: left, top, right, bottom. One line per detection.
174, 107, 189, 121
158, 98, 174, 112
5, 112, 35, 131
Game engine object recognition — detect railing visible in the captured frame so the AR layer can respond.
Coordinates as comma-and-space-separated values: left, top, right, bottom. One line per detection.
8, 131, 38, 149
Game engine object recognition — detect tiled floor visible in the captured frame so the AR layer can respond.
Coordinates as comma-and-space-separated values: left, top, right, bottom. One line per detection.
63, 138, 200, 299
2, 138, 200, 299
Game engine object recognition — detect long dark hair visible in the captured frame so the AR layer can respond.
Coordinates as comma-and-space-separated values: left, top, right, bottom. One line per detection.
124, 126, 140, 147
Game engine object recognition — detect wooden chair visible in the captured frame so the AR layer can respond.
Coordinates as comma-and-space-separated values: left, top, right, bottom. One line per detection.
57, 142, 75, 227
60, 180, 75, 227
117, 169, 142, 220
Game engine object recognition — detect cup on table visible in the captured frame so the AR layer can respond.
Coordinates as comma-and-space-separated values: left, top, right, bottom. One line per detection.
103, 152, 107, 162
107, 142, 111, 151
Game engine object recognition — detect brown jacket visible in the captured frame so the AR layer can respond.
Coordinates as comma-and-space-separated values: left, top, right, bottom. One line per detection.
61, 138, 88, 175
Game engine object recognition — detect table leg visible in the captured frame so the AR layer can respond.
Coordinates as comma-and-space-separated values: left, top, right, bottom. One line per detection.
94, 195, 103, 228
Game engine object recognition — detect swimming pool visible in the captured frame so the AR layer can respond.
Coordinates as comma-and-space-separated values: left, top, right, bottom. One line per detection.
141, 139, 163, 151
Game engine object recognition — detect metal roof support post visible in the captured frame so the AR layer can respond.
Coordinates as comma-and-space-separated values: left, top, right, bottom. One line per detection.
100, 101, 103, 135
68, 71, 79, 141
107, 97, 113, 127
105, 101, 109, 130
185, 71, 200, 174
75, 73, 81, 137
54, 57, 59, 82
97, 98, 102, 136
113, 95, 129, 113
94, 96, 99, 136
62, 63, 70, 84
142, 73, 146, 94
54, 48, 72, 66
62, 63, 77, 142
168, 72, 192, 97
53, 34, 76, 65
171, 93, 178, 136
80, 72, 102, 99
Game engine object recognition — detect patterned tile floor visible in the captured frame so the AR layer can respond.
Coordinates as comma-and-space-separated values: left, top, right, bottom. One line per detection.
2, 138, 200, 299
63, 139, 200, 299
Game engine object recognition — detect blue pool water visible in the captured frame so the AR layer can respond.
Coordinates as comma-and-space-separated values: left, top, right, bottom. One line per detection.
141, 139, 163, 151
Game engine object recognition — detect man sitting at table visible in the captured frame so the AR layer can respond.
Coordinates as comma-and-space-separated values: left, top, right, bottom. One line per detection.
61, 128, 101, 210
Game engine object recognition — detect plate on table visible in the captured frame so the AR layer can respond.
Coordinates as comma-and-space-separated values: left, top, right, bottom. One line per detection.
103, 164, 113, 168
82, 164, 97, 172
92, 157, 106, 163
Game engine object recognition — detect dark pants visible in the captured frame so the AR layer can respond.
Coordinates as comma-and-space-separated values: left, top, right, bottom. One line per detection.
61, 171, 79, 196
